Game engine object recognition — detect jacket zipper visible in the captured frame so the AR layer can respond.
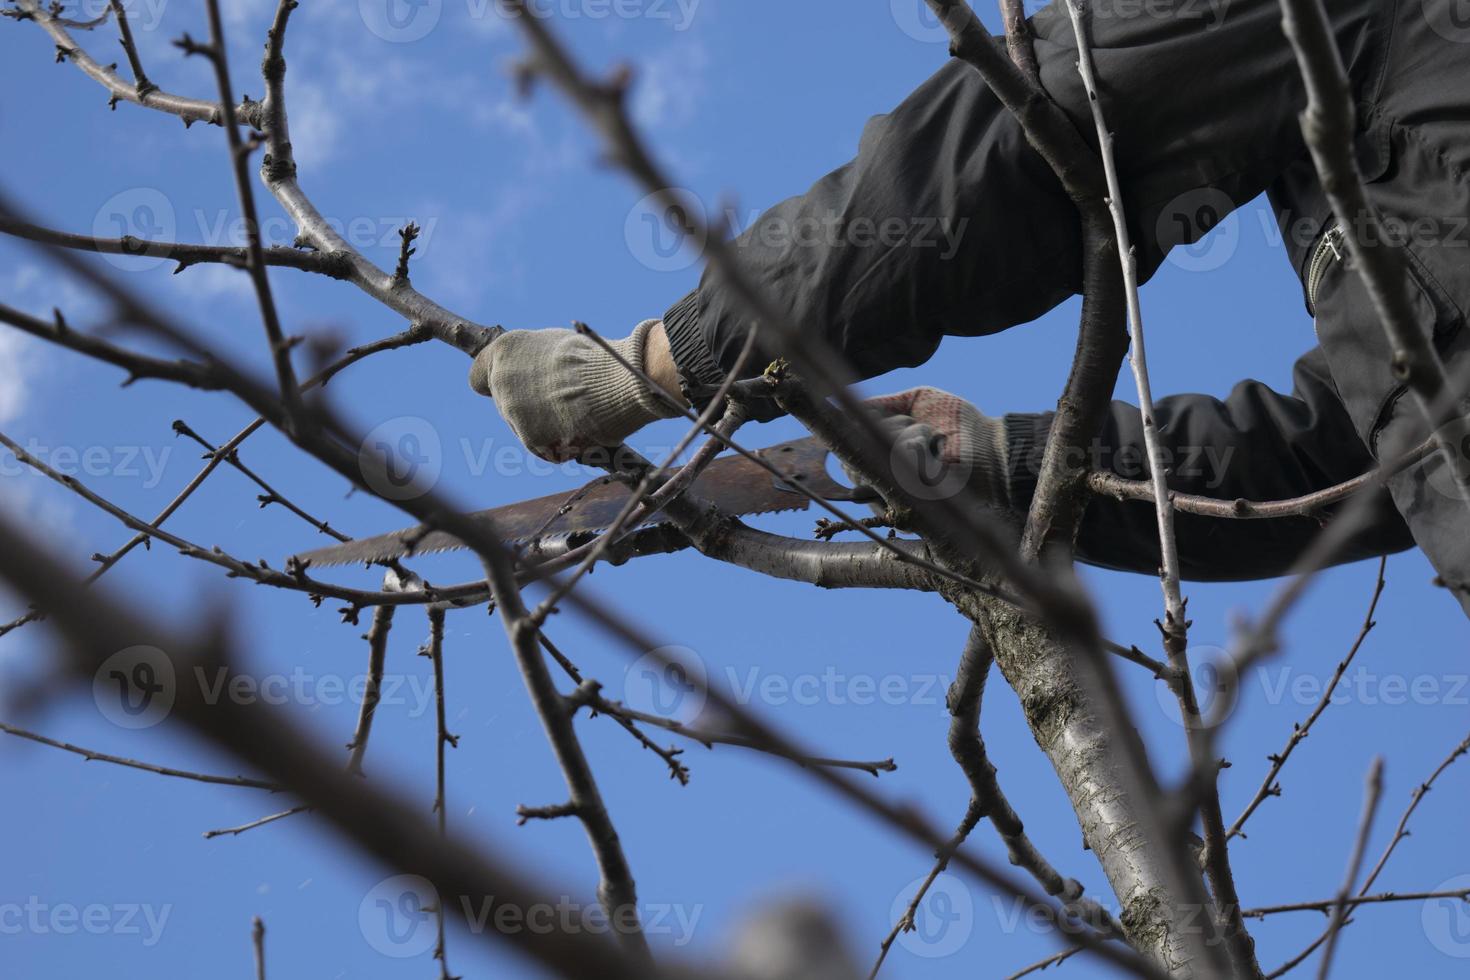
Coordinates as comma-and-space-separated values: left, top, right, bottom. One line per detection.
1306, 223, 1345, 316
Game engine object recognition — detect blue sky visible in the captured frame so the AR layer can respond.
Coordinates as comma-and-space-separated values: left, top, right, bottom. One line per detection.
1, 1, 1468, 978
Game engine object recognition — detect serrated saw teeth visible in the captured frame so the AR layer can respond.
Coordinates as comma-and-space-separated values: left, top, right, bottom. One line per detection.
291, 436, 857, 570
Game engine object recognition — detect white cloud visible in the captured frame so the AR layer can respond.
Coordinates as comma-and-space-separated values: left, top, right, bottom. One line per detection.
631, 40, 709, 130
281, 79, 345, 170
172, 263, 255, 305
0, 331, 32, 427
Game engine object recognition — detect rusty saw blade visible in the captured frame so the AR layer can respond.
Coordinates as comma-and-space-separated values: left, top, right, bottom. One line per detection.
292, 436, 866, 569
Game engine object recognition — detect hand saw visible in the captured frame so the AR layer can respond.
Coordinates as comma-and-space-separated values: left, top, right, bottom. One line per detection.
292, 436, 872, 568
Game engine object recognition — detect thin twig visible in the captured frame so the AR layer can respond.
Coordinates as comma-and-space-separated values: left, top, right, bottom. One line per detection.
1245, 888, 1470, 919
203, 806, 311, 840
345, 605, 395, 777
424, 607, 461, 980
1315, 757, 1384, 980
1228, 558, 1386, 840
576, 689, 897, 777
1004, 946, 1082, 980
0, 722, 281, 790
252, 917, 266, 980
172, 420, 349, 541
1088, 438, 1434, 519
107, 0, 153, 98
1265, 729, 1470, 977
189, 0, 303, 423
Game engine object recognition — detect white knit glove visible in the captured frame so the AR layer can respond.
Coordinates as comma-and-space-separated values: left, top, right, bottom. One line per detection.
468, 319, 679, 462
848, 387, 1010, 506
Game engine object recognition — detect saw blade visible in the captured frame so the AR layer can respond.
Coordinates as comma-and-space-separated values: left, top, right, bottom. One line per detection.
292, 436, 857, 568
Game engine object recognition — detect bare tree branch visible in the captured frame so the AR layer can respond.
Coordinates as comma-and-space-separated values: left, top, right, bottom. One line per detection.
1228, 559, 1386, 840
1266, 731, 1469, 977
1314, 757, 1384, 980
0, 722, 281, 790
252, 916, 266, 980
203, 806, 311, 840
424, 606, 462, 980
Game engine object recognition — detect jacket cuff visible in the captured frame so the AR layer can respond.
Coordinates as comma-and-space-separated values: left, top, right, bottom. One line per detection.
1002, 412, 1054, 512
662, 290, 726, 409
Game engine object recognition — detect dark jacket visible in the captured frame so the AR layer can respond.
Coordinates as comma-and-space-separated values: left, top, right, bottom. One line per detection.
661, 0, 1470, 604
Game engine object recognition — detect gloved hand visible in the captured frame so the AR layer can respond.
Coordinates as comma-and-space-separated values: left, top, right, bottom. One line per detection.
468, 319, 680, 462
849, 387, 1011, 507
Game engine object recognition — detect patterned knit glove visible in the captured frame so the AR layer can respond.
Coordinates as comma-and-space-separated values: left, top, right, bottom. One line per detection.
468, 319, 679, 462
847, 387, 1011, 507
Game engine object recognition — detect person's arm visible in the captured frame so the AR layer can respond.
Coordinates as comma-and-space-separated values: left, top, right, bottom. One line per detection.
1007, 347, 1414, 581
664, 0, 1389, 413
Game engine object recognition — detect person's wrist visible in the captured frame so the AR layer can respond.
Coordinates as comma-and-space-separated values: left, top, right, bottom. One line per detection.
580, 320, 681, 445
643, 321, 689, 409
